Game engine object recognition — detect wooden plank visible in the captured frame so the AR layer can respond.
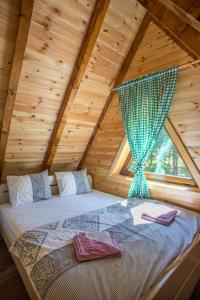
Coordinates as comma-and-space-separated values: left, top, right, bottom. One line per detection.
165, 118, 200, 188
0, 0, 34, 180
137, 0, 200, 57
159, 0, 200, 33
43, 0, 110, 170
150, 15, 199, 60
171, 0, 200, 19
78, 13, 151, 169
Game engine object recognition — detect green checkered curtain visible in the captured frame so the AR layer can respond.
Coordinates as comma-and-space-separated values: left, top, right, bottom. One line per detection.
117, 67, 178, 198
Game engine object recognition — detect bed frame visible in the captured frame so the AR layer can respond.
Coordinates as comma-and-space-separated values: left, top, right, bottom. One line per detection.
0, 176, 200, 300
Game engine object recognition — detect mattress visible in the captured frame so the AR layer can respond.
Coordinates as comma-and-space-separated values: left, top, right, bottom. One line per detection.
1, 190, 200, 300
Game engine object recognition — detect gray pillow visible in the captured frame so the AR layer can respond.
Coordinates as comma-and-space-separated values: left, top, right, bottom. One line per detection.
30, 170, 52, 202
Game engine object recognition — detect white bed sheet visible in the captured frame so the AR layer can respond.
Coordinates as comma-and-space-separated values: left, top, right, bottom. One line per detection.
1, 190, 200, 300
0, 190, 120, 243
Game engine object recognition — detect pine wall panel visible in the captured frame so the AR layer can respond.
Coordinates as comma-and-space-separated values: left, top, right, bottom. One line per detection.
51, 0, 146, 172
83, 21, 200, 209
4, 0, 95, 176
0, 0, 20, 128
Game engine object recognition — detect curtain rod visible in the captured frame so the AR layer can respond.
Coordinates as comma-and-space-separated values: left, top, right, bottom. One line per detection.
111, 58, 200, 93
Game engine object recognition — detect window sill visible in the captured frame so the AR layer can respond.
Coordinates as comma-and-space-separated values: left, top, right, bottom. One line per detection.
107, 174, 200, 213
108, 174, 199, 191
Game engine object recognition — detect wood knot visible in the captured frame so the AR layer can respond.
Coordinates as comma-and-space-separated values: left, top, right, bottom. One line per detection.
52, 7, 61, 14
40, 46, 47, 53
9, 88, 16, 96
42, 21, 50, 30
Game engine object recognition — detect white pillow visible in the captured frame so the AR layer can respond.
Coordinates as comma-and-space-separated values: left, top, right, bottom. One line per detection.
7, 175, 33, 207
55, 170, 91, 196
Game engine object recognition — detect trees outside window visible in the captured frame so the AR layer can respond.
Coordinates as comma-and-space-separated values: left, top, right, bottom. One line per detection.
121, 128, 194, 186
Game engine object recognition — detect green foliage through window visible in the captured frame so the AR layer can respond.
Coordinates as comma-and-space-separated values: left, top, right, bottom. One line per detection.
130, 128, 192, 178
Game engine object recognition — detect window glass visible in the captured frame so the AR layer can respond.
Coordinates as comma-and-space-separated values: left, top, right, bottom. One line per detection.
127, 128, 192, 179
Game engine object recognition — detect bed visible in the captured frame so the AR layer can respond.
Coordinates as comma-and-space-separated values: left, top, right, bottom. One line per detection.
0, 176, 200, 300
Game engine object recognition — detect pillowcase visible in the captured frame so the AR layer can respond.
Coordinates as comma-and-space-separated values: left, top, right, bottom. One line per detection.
7, 175, 33, 207
7, 170, 52, 207
30, 169, 52, 202
55, 169, 91, 196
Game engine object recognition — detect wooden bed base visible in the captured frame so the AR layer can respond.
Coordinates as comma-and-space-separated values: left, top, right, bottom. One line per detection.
143, 234, 200, 300
1, 226, 200, 300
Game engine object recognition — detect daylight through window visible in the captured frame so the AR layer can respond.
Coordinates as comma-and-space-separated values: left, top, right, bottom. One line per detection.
121, 128, 195, 186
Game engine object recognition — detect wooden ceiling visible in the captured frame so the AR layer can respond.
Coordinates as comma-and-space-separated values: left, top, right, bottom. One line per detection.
0, 0, 199, 184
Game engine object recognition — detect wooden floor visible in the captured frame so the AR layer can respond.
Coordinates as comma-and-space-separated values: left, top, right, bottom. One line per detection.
0, 239, 29, 300
0, 239, 200, 300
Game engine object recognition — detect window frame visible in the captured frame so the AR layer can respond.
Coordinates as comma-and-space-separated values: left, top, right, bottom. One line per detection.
120, 152, 196, 187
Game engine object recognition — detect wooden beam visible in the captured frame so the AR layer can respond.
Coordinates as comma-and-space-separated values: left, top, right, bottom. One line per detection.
78, 13, 151, 170
137, 0, 200, 57
159, 0, 200, 33
171, 0, 200, 19
43, 0, 110, 170
165, 119, 200, 188
0, 0, 34, 179
150, 15, 199, 60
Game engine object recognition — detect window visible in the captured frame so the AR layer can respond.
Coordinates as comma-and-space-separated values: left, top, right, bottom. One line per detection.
120, 128, 195, 186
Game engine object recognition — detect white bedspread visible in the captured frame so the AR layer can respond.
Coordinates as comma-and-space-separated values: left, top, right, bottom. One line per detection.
1, 190, 200, 300
0, 190, 121, 242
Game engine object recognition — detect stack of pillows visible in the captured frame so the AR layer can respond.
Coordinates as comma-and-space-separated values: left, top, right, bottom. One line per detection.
6, 169, 92, 207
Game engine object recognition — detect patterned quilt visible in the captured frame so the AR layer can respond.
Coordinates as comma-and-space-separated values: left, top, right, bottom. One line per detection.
10, 200, 200, 300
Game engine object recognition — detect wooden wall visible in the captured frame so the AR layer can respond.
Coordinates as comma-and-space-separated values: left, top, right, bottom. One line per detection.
0, 0, 20, 128
0, 0, 200, 210
50, 0, 146, 172
0, 0, 146, 177
4, 0, 96, 176
82, 21, 200, 210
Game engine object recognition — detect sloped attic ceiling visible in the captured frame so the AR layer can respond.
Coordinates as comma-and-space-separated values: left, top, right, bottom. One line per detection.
0, 0, 199, 184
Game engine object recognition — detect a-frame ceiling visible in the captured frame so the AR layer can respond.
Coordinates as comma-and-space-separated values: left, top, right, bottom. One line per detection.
0, 0, 199, 185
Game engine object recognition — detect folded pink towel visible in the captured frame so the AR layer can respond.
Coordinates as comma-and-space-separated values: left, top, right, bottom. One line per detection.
142, 209, 177, 226
73, 231, 121, 262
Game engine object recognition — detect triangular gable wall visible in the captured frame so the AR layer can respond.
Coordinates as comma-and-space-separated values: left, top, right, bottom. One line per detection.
82, 20, 200, 210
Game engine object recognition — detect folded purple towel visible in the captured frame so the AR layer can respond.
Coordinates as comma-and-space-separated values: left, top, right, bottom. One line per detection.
141, 209, 177, 226
73, 232, 121, 262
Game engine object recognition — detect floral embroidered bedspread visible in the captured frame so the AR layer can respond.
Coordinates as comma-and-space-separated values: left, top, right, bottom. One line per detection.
10, 200, 200, 300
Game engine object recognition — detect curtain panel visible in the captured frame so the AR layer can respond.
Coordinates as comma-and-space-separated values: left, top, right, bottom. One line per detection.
117, 67, 178, 198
